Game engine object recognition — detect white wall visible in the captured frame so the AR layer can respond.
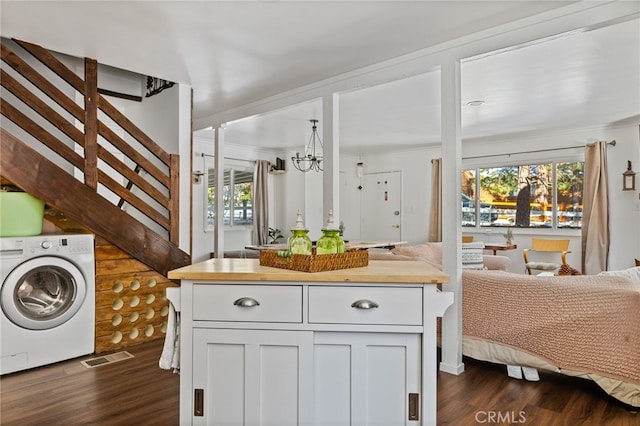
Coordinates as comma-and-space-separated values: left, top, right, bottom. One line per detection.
273, 151, 362, 243
358, 146, 440, 245
606, 119, 640, 270
339, 153, 362, 242
107, 84, 186, 240
191, 138, 212, 263
270, 149, 323, 242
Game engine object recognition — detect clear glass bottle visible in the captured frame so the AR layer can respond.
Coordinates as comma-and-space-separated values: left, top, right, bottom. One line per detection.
316, 210, 345, 255
288, 210, 312, 255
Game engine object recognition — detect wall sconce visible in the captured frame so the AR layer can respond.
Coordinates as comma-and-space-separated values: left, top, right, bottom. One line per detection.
356, 162, 364, 178
192, 170, 205, 184
623, 160, 636, 191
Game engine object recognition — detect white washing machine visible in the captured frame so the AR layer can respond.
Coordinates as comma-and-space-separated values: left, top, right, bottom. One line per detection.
0, 233, 95, 374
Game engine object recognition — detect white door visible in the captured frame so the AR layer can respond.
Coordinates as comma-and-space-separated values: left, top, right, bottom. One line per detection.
192, 328, 314, 426
362, 171, 401, 242
314, 332, 422, 426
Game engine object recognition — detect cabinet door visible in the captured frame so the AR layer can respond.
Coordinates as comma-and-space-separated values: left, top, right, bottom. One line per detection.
193, 328, 313, 426
314, 332, 421, 426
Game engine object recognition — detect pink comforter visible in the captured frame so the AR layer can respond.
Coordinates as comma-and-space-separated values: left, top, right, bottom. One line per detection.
462, 270, 640, 385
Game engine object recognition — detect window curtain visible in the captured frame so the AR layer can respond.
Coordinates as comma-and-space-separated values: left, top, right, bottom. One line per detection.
428, 158, 442, 242
582, 141, 609, 274
252, 160, 269, 245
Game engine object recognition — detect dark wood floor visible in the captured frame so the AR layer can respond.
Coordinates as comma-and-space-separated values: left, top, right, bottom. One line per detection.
0, 339, 179, 425
1, 339, 637, 425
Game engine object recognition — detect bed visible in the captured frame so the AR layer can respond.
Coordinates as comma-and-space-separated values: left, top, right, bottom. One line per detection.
462, 269, 640, 408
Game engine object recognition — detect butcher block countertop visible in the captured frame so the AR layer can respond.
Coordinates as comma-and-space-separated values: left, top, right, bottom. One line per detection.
167, 258, 449, 284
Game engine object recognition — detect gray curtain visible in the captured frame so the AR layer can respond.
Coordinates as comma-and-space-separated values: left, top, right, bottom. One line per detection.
252, 160, 269, 245
428, 158, 442, 242
582, 141, 609, 274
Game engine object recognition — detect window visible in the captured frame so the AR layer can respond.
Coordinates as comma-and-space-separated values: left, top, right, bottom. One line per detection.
206, 166, 253, 230
462, 161, 583, 229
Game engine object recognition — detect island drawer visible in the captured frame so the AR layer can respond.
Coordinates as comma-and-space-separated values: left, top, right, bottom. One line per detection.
308, 286, 423, 325
192, 284, 302, 323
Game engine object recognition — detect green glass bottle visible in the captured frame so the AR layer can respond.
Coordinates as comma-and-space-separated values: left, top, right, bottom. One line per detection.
316, 210, 345, 255
288, 210, 312, 255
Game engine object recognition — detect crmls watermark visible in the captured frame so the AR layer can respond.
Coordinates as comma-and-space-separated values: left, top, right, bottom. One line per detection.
475, 410, 527, 423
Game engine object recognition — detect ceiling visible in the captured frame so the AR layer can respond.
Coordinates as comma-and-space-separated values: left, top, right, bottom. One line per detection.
2, 1, 639, 154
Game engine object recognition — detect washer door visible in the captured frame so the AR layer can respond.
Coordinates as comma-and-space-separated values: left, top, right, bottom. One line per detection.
1, 256, 87, 330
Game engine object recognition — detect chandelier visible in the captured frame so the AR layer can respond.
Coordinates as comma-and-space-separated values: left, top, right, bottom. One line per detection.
292, 119, 323, 172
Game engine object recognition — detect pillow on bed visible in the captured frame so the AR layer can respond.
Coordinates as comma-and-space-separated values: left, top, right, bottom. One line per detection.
392, 243, 442, 266
462, 242, 485, 269
599, 266, 640, 288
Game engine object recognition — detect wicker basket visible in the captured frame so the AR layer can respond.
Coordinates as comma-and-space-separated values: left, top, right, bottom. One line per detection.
259, 249, 368, 273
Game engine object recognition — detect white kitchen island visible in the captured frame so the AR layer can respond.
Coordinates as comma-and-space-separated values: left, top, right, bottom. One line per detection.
168, 258, 451, 426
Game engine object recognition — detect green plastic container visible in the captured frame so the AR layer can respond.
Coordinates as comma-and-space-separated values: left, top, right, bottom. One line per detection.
0, 192, 45, 237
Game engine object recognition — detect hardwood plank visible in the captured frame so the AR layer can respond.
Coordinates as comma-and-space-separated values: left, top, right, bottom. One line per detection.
96, 169, 170, 231
84, 57, 98, 190
14, 39, 86, 94
98, 95, 171, 166
96, 119, 171, 188
95, 258, 154, 276
1, 43, 84, 122
1, 69, 85, 146
0, 340, 179, 426
95, 243, 134, 260
0, 97, 84, 170
98, 146, 170, 206
437, 357, 639, 425
168, 153, 180, 245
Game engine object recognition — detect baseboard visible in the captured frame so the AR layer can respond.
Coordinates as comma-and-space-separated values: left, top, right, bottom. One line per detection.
439, 361, 465, 375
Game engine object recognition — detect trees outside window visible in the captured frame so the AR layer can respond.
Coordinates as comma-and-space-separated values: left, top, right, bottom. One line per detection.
462, 161, 583, 229
207, 168, 253, 228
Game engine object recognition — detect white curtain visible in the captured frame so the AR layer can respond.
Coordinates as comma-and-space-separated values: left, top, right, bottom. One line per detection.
252, 160, 269, 245
428, 158, 442, 242
582, 141, 609, 274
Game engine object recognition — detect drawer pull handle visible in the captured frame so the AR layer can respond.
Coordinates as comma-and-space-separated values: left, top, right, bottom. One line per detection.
233, 297, 260, 307
351, 299, 379, 309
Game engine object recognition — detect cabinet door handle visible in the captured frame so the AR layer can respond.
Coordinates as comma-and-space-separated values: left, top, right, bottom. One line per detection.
233, 297, 260, 307
351, 299, 379, 309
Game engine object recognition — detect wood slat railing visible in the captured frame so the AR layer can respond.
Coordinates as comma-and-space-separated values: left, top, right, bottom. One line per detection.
0, 38, 188, 272
0, 129, 190, 275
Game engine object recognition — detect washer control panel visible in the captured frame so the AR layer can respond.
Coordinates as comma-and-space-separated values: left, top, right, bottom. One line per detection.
28, 235, 94, 255
1, 234, 94, 260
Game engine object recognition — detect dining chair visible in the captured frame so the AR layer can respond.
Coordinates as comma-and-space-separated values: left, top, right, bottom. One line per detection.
523, 238, 571, 275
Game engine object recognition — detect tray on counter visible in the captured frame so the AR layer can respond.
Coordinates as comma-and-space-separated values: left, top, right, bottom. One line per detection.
259, 249, 368, 273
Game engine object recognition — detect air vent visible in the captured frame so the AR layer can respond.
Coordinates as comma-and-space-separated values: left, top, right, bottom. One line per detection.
80, 351, 134, 368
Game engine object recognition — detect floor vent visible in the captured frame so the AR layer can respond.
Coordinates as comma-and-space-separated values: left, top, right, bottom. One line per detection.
81, 351, 134, 368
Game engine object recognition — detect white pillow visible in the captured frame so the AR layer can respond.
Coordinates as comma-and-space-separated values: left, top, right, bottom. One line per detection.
599, 266, 640, 284
462, 242, 485, 269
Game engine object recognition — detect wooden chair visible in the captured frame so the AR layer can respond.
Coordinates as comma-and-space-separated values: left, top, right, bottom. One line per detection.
523, 238, 571, 275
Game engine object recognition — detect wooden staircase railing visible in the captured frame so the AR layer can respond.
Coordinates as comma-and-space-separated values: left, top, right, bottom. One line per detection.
0, 39, 189, 274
